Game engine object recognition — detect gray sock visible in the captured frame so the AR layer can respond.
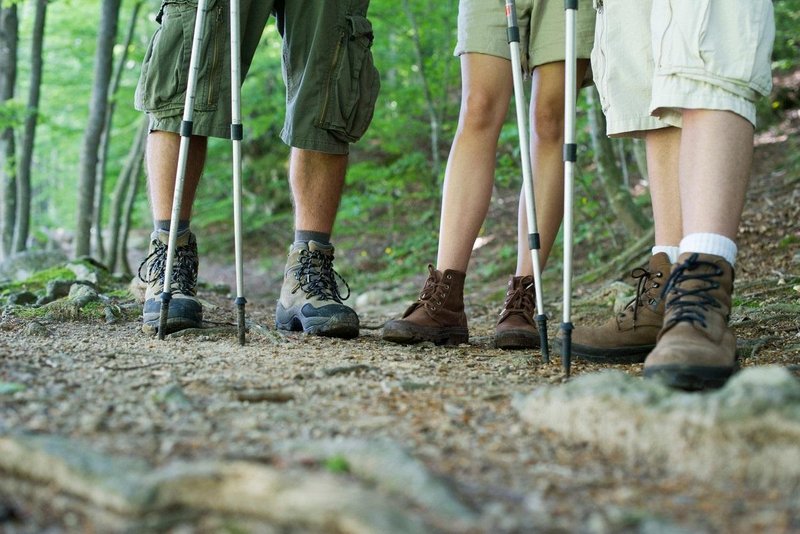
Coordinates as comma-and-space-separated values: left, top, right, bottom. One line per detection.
155, 219, 191, 235
294, 230, 330, 245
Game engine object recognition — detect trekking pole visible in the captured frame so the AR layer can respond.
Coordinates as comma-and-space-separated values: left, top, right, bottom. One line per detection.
561, 0, 578, 376
230, 0, 247, 345
504, 0, 550, 362
158, 0, 210, 340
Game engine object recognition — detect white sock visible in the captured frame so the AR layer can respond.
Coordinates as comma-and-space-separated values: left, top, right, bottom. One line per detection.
679, 233, 738, 266
652, 245, 679, 264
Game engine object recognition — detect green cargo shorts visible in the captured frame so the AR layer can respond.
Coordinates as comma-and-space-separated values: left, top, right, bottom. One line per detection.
134, 0, 380, 155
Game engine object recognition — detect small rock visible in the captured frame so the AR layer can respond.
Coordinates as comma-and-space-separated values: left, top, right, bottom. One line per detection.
236, 389, 295, 403
8, 291, 37, 306
46, 279, 75, 301
23, 320, 50, 337
68, 284, 99, 307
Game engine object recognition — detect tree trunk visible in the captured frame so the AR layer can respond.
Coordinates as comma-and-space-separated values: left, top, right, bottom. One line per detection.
401, 0, 441, 182
0, 3, 18, 260
106, 117, 147, 275
12, 0, 47, 253
74, 0, 121, 258
586, 87, 650, 236
93, 0, 143, 261
117, 133, 144, 278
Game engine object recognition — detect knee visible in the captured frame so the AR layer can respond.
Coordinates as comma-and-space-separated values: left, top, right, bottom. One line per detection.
531, 105, 564, 144
459, 90, 506, 133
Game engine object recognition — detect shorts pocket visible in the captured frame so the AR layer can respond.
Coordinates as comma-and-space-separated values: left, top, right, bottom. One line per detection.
653, 0, 773, 96
135, 0, 223, 116
315, 15, 381, 144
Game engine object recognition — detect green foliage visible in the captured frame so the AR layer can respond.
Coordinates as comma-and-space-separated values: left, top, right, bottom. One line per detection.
323, 455, 351, 474
773, 0, 800, 72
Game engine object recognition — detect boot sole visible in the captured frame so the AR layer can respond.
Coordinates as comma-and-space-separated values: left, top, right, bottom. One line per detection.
495, 331, 540, 350
275, 304, 360, 339
382, 321, 468, 346
644, 364, 737, 391
142, 316, 203, 335
554, 338, 653, 364
142, 301, 203, 335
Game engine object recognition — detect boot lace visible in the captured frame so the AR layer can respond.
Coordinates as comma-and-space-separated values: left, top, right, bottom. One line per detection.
619, 265, 664, 324
292, 248, 350, 303
137, 238, 198, 296
661, 253, 723, 329
500, 280, 535, 322
417, 264, 449, 311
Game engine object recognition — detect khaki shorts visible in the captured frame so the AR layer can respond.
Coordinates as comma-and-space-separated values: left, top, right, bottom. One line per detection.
592, 0, 774, 137
135, 0, 380, 155
455, 0, 595, 75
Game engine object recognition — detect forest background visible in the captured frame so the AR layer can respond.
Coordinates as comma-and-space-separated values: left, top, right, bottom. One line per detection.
0, 0, 798, 291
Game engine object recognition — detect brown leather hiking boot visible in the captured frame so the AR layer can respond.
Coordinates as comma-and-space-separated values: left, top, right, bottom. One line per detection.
569, 253, 672, 363
495, 275, 540, 350
382, 265, 468, 345
644, 252, 737, 391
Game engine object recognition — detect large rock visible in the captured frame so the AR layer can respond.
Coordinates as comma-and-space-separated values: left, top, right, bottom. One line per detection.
514, 367, 800, 489
0, 434, 452, 533
0, 250, 69, 281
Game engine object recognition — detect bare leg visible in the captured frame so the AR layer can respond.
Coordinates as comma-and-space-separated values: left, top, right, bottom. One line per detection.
515, 60, 590, 276
436, 53, 513, 272
679, 110, 753, 239
289, 148, 348, 235
146, 131, 207, 221
645, 126, 682, 246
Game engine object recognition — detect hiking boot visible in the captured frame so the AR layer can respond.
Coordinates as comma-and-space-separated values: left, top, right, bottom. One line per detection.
495, 275, 540, 350
569, 253, 672, 364
275, 241, 359, 338
643, 252, 737, 391
382, 265, 468, 345
139, 230, 203, 334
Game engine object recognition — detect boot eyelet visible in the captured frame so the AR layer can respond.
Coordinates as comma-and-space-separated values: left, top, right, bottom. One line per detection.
446, 274, 452, 280
444, 284, 450, 290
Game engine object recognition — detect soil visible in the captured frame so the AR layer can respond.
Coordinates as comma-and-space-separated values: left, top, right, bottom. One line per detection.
1, 109, 799, 532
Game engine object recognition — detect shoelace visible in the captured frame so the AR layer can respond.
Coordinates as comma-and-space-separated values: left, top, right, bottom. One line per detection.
418, 265, 449, 310
623, 266, 664, 323
137, 239, 198, 296
501, 281, 535, 318
661, 253, 723, 329
292, 249, 350, 302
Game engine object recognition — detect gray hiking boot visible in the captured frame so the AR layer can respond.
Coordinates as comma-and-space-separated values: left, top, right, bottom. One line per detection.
644, 252, 737, 391
275, 241, 359, 338
568, 253, 672, 363
138, 230, 203, 334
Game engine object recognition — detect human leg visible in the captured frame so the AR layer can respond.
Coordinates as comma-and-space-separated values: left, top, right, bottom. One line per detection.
568, 0, 682, 361
498, 60, 590, 350
643, 0, 774, 389
135, 0, 271, 334
382, 53, 513, 345
275, 0, 379, 338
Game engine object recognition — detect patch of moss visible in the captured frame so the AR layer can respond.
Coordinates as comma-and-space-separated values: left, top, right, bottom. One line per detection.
0, 266, 76, 296
12, 306, 50, 320
323, 455, 351, 474
105, 288, 134, 300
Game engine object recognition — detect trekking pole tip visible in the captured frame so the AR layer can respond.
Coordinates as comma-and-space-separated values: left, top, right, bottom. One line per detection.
158, 292, 172, 341
535, 314, 549, 363
560, 322, 573, 377
235, 296, 247, 346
